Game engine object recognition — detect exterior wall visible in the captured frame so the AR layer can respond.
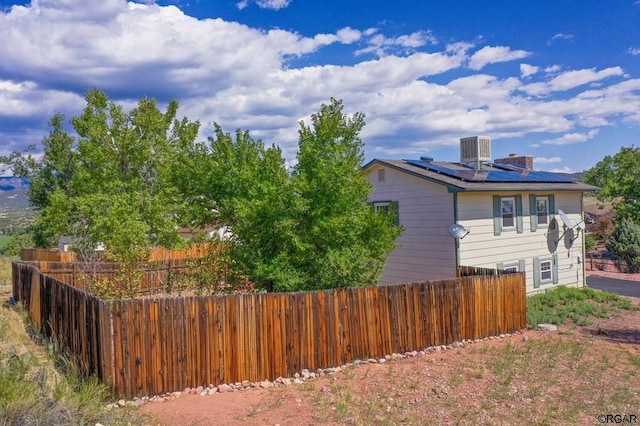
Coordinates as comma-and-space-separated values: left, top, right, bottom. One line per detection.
367, 165, 457, 284
457, 191, 586, 294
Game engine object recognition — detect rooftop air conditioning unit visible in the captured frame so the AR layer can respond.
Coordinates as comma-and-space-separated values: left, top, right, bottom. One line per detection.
460, 136, 491, 169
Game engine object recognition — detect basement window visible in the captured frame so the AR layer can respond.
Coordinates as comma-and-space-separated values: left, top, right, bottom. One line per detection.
533, 254, 558, 288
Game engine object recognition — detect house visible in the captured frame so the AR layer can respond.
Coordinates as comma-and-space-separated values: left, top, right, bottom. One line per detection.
364, 136, 598, 294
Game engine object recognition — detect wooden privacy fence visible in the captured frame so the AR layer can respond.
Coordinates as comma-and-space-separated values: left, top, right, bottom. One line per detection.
13, 262, 527, 398
20, 243, 216, 263
18, 255, 230, 297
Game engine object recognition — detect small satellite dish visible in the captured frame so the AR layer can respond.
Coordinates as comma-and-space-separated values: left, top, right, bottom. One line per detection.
557, 209, 573, 229
449, 223, 470, 239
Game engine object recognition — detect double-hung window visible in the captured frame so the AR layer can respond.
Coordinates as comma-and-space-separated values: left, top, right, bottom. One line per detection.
493, 195, 523, 235
533, 254, 558, 288
530, 194, 554, 231
501, 197, 515, 229
537, 197, 549, 226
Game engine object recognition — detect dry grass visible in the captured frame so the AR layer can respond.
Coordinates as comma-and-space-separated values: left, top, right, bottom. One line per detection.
0, 257, 137, 425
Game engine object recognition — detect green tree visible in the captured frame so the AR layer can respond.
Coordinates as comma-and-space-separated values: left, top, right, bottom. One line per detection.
584, 147, 640, 222
606, 218, 640, 273
200, 99, 401, 291
1, 89, 200, 261
204, 125, 301, 290
1, 113, 77, 246
291, 98, 401, 290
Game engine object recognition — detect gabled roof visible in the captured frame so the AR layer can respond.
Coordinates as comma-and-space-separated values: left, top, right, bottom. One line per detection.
364, 158, 599, 193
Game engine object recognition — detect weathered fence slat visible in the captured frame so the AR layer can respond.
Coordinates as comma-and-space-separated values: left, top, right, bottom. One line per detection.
12, 262, 527, 398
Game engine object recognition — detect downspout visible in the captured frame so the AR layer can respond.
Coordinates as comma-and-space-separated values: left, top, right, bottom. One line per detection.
581, 192, 586, 288
454, 192, 460, 270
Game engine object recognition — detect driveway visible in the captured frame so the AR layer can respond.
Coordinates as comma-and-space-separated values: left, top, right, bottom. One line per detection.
586, 275, 640, 297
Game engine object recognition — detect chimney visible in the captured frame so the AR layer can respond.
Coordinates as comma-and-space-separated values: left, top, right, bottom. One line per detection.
494, 153, 534, 170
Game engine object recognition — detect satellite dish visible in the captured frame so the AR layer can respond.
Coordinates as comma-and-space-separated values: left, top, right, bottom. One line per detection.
557, 209, 573, 229
577, 221, 586, 231
449, 223, 470, 239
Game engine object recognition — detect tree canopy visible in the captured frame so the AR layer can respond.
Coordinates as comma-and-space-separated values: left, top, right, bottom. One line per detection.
584, 147, 640, 223
2, 88, 200, 261
1, 92, 401, 291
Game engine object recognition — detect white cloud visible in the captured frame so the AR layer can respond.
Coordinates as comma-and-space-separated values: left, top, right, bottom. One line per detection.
522, 67, 624, 96
244, 0, 292, 10
545, 65, 562, 74
520, 64, 539, 78
548, 33, 574, 45
628, 47, 640, 55
534, 156, 562, 164
542, 129, 599, 145
355, 30, 437, 57
468, 46, 530, 70
549, 166, 574, 173
0, 0, 639, 170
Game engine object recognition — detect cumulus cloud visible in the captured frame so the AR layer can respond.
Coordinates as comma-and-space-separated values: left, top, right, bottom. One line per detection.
549, 166, 574, 173
237, 0, 292, 10
355, 30, 438, 57
548, 33, 574, 45
542, 129, 599, 145
520, 64, 539, 78
0, 0, 639, 169
522, 67, 624, 96
468, 46, 530, 70
534, 156, 562, 164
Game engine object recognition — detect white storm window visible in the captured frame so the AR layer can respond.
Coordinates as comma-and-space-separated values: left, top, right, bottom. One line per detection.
501, 197, 515, 228
529, 194, 554, 232
537, 197, 549, 226
540, 260, 552, 282
533, 254, 558, 288
493, 195, 523, 235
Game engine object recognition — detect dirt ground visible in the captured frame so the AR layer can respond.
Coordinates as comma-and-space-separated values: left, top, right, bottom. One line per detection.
137, 276, 640, 426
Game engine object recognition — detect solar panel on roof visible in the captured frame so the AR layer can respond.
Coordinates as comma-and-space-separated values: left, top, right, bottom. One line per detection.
404, 159, 576, 183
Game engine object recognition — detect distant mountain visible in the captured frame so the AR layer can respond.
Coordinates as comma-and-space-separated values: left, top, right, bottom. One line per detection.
0, 176, 29, 191
0, 176, 31, 214
554, 172, 585, 182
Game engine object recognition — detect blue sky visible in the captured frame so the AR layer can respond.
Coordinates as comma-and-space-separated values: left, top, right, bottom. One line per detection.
1, 0, 639, 173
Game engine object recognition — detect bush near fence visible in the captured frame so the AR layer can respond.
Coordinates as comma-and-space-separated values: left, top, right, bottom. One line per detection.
12, 261, 527, 398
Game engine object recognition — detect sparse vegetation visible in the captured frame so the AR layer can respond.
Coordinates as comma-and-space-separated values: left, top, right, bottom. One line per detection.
0, 257, 136, 425
527, 285, 636, 327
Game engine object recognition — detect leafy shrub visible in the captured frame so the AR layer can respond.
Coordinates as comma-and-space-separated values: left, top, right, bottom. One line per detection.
606, 218, 640, 273
585, 234, 599, 252
1, 233, 34, 257
527, 285, 636, 328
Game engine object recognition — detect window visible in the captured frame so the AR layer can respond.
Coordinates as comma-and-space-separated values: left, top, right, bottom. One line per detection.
540, 259, 552, 282
497, 260, 525, 274
504, 265, 519, 273
493, 195, 523, 235
533, 253, 558, 288
501, 197, 515, 228
377, 169, 385, 182
536, 197, 548, 226
529, 194, 554, 232
371, 200, 399, 225
373, 201, 390, 215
